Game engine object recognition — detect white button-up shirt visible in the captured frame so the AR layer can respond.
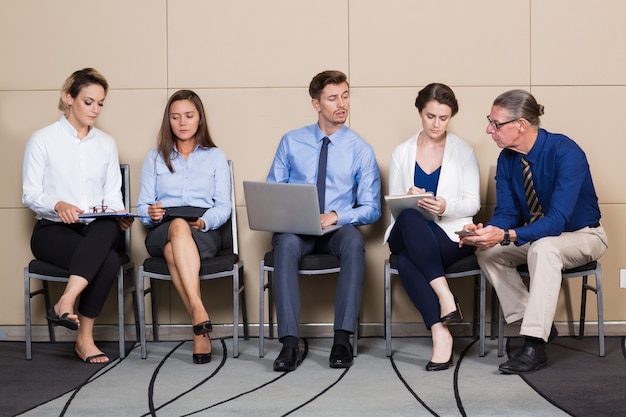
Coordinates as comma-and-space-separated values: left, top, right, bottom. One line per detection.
22, 116, 123, 222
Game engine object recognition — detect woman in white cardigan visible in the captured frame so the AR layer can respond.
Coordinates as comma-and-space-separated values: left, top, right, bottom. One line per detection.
386, 83, 480, 371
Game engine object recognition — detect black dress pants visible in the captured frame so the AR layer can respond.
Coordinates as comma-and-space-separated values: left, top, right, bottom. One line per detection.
30, 219, 121, 318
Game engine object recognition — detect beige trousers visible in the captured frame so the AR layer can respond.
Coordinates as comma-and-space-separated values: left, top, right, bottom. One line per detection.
476, 226, 608, 341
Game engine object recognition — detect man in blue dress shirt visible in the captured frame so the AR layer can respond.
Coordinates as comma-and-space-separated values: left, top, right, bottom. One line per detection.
267, 70, 381, 372
460, 90, 608, 374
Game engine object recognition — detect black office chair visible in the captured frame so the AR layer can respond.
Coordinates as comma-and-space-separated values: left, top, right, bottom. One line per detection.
384, 253, 488, 356
137, 161, 249, 358
259, 252, 360, 358
496, 261, 604, 357
24, 164, 138, 360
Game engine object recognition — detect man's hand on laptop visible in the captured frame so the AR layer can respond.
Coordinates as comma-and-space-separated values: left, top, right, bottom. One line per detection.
321, 211, 338, 228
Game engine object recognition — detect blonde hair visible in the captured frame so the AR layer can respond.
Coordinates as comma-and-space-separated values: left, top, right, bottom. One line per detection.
58, 68, 109, 115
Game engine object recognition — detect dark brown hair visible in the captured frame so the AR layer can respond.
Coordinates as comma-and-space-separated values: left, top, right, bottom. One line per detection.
414, 83, 459, 116
157, 90, 217, 172
308, 70, 349, 100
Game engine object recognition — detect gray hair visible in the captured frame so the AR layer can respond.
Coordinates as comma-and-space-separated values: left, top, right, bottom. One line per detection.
493, 89, 544, 127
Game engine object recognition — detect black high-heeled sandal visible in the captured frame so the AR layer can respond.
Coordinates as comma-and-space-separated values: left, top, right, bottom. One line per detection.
440, 296, 463, 326
192, 352, 212, 364
425, 354, 453, 371
193, 320, 213, 336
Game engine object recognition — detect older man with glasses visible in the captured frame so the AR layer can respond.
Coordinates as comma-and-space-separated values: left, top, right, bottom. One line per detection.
458, 89, 607, 374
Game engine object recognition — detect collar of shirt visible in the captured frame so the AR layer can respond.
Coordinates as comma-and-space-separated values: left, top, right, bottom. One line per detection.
521, 128, 547, 165
316, 124, 348, 144
59, 115, 96, 141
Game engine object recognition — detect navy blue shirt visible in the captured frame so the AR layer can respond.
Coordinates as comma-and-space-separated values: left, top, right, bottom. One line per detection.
413, 162, 441, 194
489, 128, 601, 245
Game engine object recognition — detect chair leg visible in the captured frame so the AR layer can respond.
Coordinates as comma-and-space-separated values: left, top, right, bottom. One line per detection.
117, 268, 126, 359
24, 269, 32, 360
259, 261, 266, 358
150, 279, 159, 342
384, 262, 392, 357
232, 267, 239, 358
268, 272, 274, 341
138, 267, 147, 359
472, 275, 479, 339
490, 287, 497, 341
498, 306, 505, 357
130, 274, 141, 346
595, 268, 605, 357
42, 281, 56, 342
579, 275, 588, 339
479, 273, 486, 357
239, 266, 249, 341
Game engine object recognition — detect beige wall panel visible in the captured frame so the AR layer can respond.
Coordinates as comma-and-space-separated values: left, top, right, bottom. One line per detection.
596, 204, 626, 322
96, 89, 168, 209
167, 0, 348, 88
349, 0, 530, 86
1, 211, 36, 324
0, 91, 59, 207
531, 86, 626, 204
0, 0, 167, 90
197, 88, 318, 201
531, 0, 626, 85
349, 86, 514, 207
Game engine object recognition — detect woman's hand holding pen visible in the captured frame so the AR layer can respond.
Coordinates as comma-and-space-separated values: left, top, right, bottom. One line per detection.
148, 201, 166, 221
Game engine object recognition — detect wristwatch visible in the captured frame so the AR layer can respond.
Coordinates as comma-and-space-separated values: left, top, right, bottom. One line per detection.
500, 230, 511, 246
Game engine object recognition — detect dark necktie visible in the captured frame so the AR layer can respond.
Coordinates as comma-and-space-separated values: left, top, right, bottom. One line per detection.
520, 157, 543, 223
316, 137, 330, 213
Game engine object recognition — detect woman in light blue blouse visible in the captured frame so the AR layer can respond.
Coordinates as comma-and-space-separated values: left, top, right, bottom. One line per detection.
137, 90, 231, 364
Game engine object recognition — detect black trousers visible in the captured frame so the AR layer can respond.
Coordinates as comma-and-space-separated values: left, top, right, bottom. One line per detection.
30, 219, 121, 318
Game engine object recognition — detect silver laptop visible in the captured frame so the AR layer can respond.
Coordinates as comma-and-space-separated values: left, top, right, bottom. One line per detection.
243, 181, 341, 235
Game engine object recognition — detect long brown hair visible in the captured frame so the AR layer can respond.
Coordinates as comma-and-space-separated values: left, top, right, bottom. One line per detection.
157, 90, 217, 172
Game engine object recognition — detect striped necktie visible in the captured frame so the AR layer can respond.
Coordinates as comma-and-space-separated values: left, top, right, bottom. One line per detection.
520, 157, 543, 223
316, 137, 330, 213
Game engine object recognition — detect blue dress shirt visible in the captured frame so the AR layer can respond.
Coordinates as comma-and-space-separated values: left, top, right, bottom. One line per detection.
267, 123, 381, 226
137, 146, 231, 231
489, 129, 601, 245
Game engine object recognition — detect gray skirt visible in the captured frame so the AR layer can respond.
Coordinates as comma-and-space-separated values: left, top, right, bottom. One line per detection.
145, 221, 221, 260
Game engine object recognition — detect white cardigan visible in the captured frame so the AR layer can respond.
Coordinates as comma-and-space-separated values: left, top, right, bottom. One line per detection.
384, 130, 481, 243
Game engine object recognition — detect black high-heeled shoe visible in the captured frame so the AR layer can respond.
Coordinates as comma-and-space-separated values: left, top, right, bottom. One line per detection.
425, 355, 453, 371
193, 320, 213, 336
192, 352, 212, 364
440, 296, 463, 326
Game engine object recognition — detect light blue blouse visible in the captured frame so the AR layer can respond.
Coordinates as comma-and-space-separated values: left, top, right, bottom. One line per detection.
137, 145, 231, 231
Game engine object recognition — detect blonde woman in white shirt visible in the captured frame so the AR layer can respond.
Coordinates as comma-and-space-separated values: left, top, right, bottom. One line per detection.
22, 68, 132, 364
385, 83, 480, 371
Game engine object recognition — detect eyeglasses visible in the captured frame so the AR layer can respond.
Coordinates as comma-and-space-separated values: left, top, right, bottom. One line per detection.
487, 115, 518, 130
89, 205, 115, 214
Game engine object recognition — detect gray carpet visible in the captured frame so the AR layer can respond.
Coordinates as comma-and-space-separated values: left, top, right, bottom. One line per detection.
3, 336, 624, 416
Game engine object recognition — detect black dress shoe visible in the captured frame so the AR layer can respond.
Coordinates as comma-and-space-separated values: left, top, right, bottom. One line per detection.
273, 345, 301, 372
329, 343, 353, 369
440, 296, 463, 326
192, 352, 212, 364
548, 323, 558, 343
193, 320, 213, 336
498, 346, 547, 374
425, 355, 453, 371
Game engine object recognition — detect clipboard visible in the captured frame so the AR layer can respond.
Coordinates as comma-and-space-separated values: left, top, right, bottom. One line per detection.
78, 212, 147, 219
384, 193, 437, 221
